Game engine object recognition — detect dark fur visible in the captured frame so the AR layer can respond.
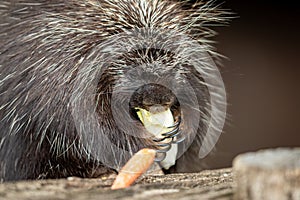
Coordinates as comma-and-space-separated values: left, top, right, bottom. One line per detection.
0, 0, 228, 181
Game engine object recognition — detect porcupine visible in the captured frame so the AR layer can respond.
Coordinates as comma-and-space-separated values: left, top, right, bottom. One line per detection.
0, 0, 229, 181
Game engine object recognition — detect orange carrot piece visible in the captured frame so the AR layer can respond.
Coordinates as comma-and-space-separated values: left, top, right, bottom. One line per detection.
111, 148, 156, 190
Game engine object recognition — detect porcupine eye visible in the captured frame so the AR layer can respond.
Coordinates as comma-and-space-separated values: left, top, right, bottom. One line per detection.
129, 83, 180, 126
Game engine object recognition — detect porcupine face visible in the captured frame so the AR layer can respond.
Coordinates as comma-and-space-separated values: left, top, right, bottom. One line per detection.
0, 0, 228, 180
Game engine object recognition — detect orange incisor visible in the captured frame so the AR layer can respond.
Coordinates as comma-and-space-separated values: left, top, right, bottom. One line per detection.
111, 148, 156, 190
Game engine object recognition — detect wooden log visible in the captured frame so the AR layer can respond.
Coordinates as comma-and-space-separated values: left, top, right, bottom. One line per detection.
233, 148, 300, 200
0, 168, 233, 200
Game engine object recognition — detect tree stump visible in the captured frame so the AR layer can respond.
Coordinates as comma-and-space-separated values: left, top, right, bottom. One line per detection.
233, 148, 300, 200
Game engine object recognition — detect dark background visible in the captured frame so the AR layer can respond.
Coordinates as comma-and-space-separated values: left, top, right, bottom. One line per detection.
202, 0, 300, 168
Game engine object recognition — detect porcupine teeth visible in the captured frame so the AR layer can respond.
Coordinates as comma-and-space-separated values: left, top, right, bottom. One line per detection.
135, 108, 178, 170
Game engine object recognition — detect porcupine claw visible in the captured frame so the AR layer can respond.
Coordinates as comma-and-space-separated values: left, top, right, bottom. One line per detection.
153, 116, 185, 164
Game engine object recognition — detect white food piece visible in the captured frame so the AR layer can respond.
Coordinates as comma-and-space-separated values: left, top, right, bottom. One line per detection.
136, 108, 178, 169
160, 143, 178, 170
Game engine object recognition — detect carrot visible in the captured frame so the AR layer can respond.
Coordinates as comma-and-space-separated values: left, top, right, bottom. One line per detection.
111, 148, 156, 190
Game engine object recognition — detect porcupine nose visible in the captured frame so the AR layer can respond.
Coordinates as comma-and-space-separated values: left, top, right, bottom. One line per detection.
148, 105, 167, 114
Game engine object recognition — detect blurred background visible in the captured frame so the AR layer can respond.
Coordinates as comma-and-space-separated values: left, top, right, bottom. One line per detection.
202, 0, 300, 168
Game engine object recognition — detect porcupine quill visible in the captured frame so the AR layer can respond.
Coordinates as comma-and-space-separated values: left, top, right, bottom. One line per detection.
0, 0, 230, 181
